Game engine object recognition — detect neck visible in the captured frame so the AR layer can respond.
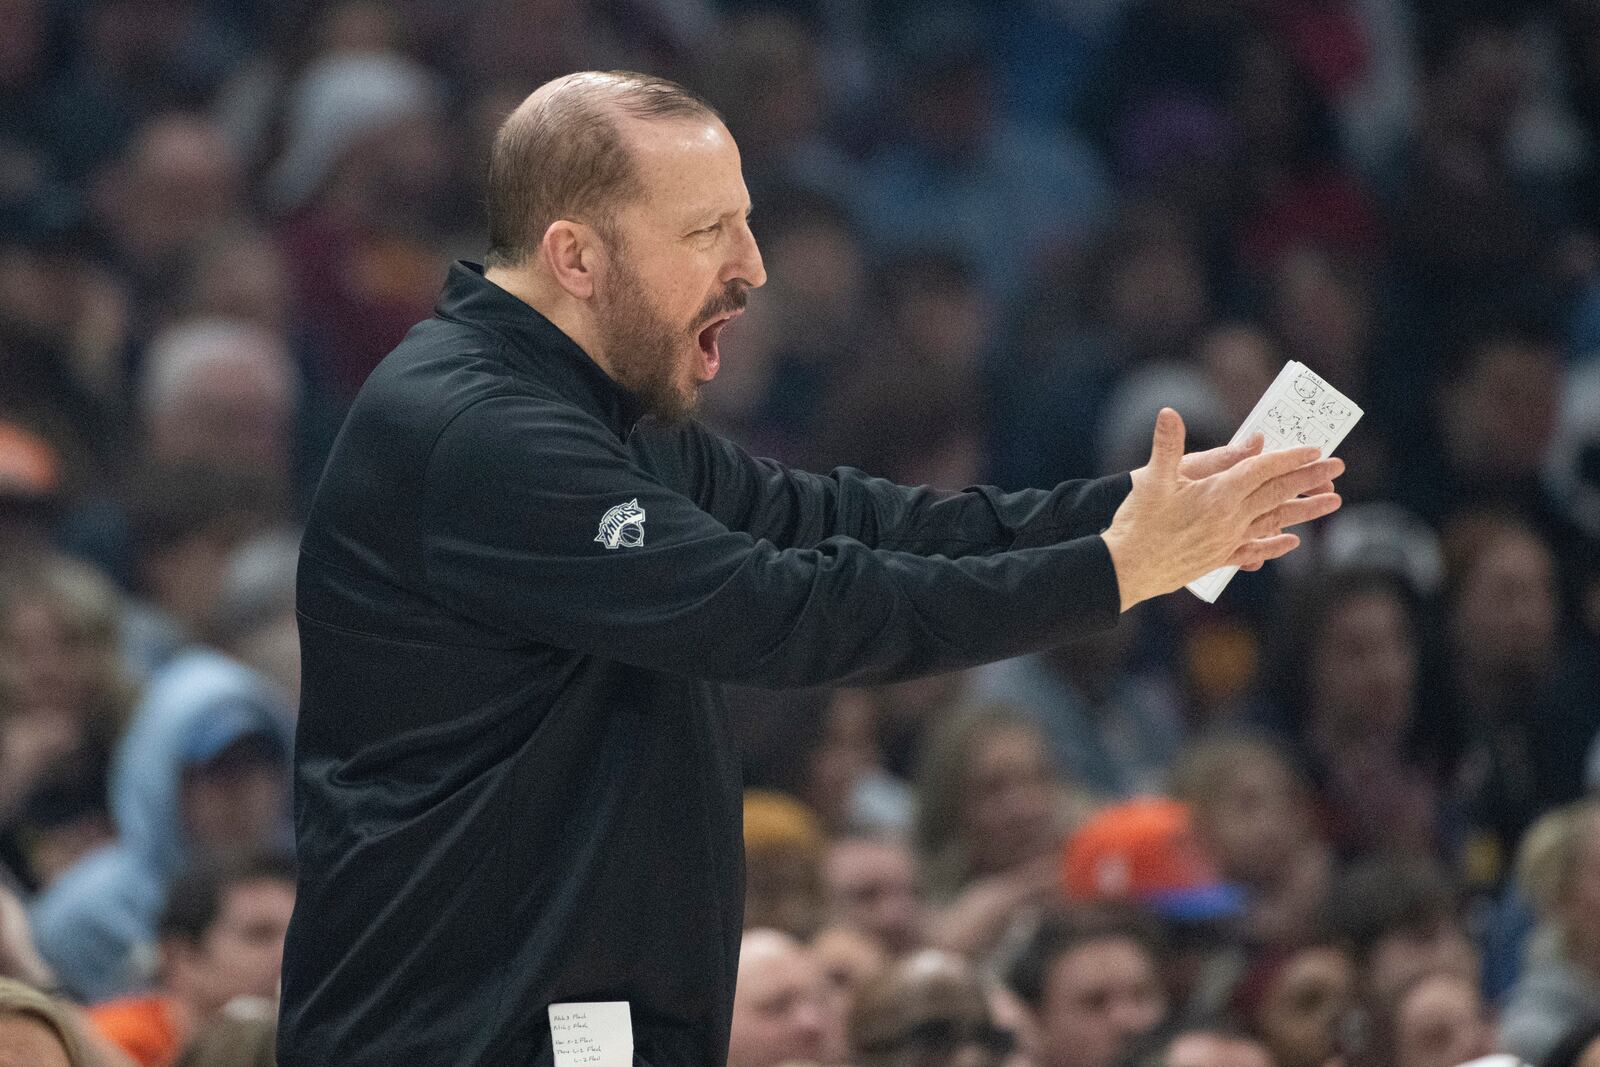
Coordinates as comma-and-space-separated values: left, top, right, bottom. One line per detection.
483, 264, 614, 380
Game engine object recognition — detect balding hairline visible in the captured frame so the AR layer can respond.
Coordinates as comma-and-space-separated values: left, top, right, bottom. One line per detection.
483, 71, 721, 269
140, 317, 298, 419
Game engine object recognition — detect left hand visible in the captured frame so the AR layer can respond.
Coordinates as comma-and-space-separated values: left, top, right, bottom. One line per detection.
1176, 432, 1337, 571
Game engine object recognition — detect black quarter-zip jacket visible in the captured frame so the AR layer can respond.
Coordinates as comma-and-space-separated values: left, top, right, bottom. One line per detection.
278, 261, 1131, 1067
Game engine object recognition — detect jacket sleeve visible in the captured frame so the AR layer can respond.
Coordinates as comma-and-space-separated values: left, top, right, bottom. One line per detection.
419, 395, 1123, 688
629, 419, 1131, 556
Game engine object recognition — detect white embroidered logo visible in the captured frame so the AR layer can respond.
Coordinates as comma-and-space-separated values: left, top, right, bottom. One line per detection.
594, 499, 646, 550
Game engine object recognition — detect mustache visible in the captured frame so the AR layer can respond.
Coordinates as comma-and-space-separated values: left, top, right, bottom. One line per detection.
694, 284, 748, 327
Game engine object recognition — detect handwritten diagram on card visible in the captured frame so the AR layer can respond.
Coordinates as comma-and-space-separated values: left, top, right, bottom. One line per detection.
549, 1001, 633, 1067
1186, 362, 1362, 604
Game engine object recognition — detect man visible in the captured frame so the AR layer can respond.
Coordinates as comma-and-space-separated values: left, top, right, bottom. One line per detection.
823, 835, 926, 957
1003, 909, 1169, 1067
1323, 857, 1479, 1007
32, 660, 292, 1003
89, 853, 295, 1067
849, 949, 1013, 1067
279, 70, 1342, 1066
727, 929, 842, 1067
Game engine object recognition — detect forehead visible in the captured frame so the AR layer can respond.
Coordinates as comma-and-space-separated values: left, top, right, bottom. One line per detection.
742, 939, 820, 990
1050, 938, 1151, 989
616, 116, 746, 221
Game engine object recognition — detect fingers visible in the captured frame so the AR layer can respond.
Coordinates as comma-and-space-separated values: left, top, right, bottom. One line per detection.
1224, 445, 1323, 496
1243, 457, 1344, 515
1246, 492, 1343, 539
1148, 407, 1186, 479
1227, 533, 1300, 569
1179, 433, 1265, 480
1302, 480, 1335, 497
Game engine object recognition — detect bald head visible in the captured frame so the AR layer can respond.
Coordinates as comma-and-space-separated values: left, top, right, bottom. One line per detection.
485, 71, 722, 268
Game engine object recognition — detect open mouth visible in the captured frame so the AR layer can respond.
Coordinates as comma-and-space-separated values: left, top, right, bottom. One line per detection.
695, 310, 741, 381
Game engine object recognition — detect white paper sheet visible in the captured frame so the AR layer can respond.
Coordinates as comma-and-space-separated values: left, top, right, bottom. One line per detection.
1186, 361, 1363, 603
548, 1001, 633, 1067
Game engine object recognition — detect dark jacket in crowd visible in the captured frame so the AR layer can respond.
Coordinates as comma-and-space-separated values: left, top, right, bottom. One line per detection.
277, 261, 1131, 1067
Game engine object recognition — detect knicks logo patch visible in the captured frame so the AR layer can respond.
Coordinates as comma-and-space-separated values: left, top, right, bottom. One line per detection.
595, 499, 646, 549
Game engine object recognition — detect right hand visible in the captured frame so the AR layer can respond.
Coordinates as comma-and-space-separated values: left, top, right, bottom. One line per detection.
1101, 407, 1344, 611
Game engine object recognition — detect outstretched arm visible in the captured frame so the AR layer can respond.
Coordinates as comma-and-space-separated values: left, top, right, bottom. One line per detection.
630, 419, 1133, 556
422, 397, 1126, 689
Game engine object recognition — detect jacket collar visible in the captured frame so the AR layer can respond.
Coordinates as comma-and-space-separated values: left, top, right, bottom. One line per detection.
433, 260, 647, 438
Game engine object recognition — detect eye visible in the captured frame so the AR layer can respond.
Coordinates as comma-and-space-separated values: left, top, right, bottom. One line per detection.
692, 222, 721, 238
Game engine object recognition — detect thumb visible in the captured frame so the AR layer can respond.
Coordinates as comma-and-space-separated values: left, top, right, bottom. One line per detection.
1148, 407, 1185, 479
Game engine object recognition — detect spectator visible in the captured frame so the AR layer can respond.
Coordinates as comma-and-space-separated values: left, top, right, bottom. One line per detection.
993, 202, 1213, 486
728, 928, 845, 1067
735, 685, 914, 836
1264, 566, 1444, 861
1387, 9, 1571, 342
1324, 857, 1479, 1009
853, 6, 1111, 303
972, 615, 1186, 801
117, 462, 283, 677
271, 51, 451, 399
1406, 327, 1565, 526
1228, 31, 1383, 276
1231, 943, 1355, 1067
1000, 907, 1168, 1067
138, 318, 299, 499
742, 790, 828, 941
1443, 513, 1600, 888
914, 706, 1082, 959
1172, 737, 1333, 947
88, 853, 294, 1067
30, 649, 292, 1002
0, 552, 132, 893
1060, 797, 1247, 1026
93, 115, 246, 347
1379, 971, 1496, 1067
1502, 800, 1600, 1063
849, 949, 1014, 1067
696, 12, 857, 202
822, 834, 925, 959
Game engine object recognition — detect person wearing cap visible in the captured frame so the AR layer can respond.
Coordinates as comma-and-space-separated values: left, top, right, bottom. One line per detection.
30, 650, 292, 1003
281, 69, 1344, 1067
1061, 797, 1249, 1030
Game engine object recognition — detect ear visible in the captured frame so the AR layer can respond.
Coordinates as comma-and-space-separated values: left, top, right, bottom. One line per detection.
540, 220, 599, 300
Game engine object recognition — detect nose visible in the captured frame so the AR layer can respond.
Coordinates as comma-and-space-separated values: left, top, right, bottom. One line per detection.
724, 217, 766, 290
1109, 995, 1154, 1038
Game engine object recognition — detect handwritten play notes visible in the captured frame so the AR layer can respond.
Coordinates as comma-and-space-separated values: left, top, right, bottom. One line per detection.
548, 1001, 633, 1067
1187, 361, 1363, 603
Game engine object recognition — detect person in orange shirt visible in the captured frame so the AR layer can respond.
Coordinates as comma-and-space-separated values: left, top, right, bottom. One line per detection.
90, 853, 294, 1067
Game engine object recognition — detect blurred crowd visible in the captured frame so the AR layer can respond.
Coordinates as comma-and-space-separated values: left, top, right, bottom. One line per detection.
2, 0, 1600, 1065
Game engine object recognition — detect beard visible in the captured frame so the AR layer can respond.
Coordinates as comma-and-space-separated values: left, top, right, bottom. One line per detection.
595, 248, 747, 425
